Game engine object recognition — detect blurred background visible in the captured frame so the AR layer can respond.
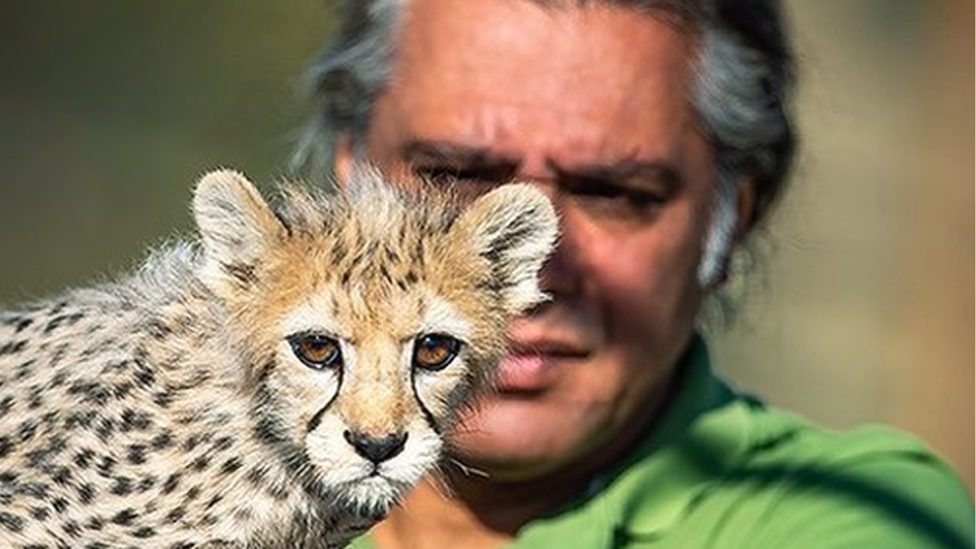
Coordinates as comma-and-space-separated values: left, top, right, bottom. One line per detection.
0, 1, 971, 490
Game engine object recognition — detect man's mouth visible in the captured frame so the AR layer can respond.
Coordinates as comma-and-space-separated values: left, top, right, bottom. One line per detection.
495, 339, 588, 392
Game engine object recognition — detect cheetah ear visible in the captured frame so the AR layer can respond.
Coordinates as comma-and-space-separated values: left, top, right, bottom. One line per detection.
455, 184, 559, 315
193, 169, 285, 289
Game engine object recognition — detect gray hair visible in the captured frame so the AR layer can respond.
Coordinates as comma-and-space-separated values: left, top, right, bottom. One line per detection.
294, 0, 795, 286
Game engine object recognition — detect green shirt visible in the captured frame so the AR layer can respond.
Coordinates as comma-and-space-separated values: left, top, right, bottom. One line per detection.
354, 335, 974, 548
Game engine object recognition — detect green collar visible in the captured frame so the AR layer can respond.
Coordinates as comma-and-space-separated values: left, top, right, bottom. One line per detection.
513, 334, 749, 547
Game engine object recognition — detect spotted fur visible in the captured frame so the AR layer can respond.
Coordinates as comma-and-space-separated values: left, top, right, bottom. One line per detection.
0, 168, 557, 548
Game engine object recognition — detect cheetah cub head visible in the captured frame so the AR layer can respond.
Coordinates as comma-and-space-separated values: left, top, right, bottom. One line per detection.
192, 168, 557, 516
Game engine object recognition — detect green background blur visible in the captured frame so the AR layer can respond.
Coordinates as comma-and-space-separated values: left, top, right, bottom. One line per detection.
0, 2, 971, 490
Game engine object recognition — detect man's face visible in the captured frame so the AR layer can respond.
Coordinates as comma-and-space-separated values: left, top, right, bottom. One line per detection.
340, 0, 727, 479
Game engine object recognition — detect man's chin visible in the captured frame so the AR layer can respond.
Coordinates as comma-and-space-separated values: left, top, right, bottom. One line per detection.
449, 407, 581, 482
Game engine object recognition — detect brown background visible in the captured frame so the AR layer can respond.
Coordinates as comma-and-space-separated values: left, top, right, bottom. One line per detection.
0, 1, 971, 490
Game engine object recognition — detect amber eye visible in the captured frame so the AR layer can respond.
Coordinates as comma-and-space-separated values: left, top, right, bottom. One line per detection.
288, 334, 342, 370
413, 334, 462, 371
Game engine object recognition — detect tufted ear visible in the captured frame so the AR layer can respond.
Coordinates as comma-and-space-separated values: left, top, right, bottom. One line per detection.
454, 184, 559, 315
192, 169, 285, 289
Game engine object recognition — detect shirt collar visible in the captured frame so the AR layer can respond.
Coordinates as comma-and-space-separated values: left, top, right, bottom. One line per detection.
513, 333, 746, 546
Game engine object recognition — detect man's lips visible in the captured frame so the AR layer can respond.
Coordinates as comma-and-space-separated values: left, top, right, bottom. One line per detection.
494, 340, 588, 392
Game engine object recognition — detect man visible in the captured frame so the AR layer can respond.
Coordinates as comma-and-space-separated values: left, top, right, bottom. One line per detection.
296, 0, 974, 547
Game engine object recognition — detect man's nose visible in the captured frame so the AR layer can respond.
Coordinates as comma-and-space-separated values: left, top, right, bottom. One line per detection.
521, 182, 580, 301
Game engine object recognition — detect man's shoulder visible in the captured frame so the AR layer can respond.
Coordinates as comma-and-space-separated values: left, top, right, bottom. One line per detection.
613, 398, 975, 548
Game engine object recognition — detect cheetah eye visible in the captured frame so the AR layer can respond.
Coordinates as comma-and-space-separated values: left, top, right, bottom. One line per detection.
288, 334, 342, 370
412, 334, 462, 371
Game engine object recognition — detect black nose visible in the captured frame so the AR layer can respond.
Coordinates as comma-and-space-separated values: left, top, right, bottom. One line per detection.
343, 430, 408, 463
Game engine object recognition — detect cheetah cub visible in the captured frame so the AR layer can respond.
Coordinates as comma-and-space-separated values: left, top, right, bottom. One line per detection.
0, 168, 557, 548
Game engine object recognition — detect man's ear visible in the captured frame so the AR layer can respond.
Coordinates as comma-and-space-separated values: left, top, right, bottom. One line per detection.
732, 177, 757, 244
705, 177, 757, 289
453, 184, 559, 316
700, 176, 759, 289
192, 169, 285, 290
334, 134, 356, 187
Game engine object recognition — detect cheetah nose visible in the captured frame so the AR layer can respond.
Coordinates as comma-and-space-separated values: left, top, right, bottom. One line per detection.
344, 430, 408, 463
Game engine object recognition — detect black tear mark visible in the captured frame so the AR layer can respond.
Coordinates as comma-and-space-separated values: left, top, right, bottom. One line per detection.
411, 373, 442, 436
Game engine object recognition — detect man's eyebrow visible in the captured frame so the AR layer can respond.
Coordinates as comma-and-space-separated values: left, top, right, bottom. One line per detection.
400, 140, 519, 167
548, 157, 683, 188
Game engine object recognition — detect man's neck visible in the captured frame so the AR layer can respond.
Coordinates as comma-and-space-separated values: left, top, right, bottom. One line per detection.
370, 397, 669, 549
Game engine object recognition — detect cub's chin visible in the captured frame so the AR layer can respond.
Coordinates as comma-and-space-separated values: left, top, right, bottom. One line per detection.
337, 475, 415, 518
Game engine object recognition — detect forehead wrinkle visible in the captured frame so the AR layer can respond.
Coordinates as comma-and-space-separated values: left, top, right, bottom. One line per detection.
387, 0, 699, 173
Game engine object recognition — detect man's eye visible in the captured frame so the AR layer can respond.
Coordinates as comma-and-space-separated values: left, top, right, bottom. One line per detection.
570, 180, 665, 215
414, 165, 507, 187
288, 334, 342, 370
415, 166, 462, 185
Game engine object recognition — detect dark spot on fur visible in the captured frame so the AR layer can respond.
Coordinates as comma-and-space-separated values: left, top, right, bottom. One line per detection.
254, 415, 285, 445
150, 431, 174, 451
51, 466, 72, 486
44, 312, 84, 334
212, 435, 233, 452
0, 437, 12, 458
224, 262, 259, 285
77, 483, 96, 504
48, 342, 70, 367
161, 473, 181, 495
0, 340, 27, 356
15, 359, 36, 380
147, 319, 173, 340
246, 466, 266, 486
65, 411, 94, 431
0, 510, 24, 532
18, 419, 38, 442
95, 417, 115, 442
69, 381, 111, 406
132, 360, 156, 388
182, 432, 208, 452
184, 485, 202, 502
110, 508, 138, 526
51, 497, 69, 513
0, 395, 14, 419
165, 505, 186, 523
205, 494, 223, 510
110, 476, 133, 496
29, 506, 49, 521
61, 519, 82, 537
113, 382, 134, 399
96, 455, 116, 477
131, 526, 156, 538
126, 444, 148, 465
13, 317, 33, 333
189, 455, 210, 472
152, 389, 176, 408
220, 456, 243, 475
120, 409, 153, 431
49, 370, 67, 388
28, 386, 44, 409
137, 475, 156, 492
72, 449, 96, 469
